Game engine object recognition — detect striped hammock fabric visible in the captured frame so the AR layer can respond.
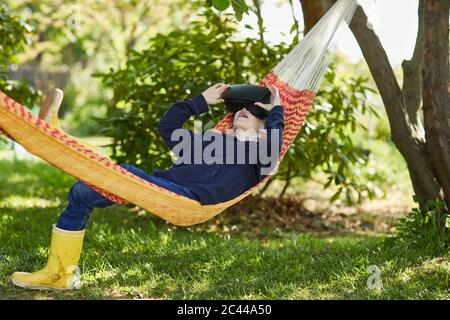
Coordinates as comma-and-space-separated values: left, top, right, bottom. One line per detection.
0, 0, 357, 226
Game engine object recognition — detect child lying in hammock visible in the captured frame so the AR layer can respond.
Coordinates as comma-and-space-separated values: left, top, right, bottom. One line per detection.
10, 83, 285, 290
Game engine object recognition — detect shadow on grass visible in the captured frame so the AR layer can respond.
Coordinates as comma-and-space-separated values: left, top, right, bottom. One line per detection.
0, 160, 76, 202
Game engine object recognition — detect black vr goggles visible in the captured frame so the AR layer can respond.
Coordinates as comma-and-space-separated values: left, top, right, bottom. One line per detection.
222, 84, 271, 120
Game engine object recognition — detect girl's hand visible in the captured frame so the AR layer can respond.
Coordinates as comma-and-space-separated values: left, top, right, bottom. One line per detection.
202, 83, 230, 105
255, 86, 281, 112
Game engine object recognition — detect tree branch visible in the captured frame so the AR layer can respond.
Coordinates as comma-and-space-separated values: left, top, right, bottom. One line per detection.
347, 5, 442, 204
401, 0, 425, 141
250, 0, 265, 44
298, 0, 330, 33
288, 0, 301, 40
279, 159, 293, 197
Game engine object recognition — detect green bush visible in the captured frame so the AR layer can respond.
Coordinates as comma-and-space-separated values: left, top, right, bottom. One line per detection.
392, 198, 450, 254
0, 3, 41, 110
0, 3, 41, 147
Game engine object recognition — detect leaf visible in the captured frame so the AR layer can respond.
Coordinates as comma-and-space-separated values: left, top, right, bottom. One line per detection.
212, 0, 231, 11
330, 189, 342, 203
234, 10, 243, 21
230, 0, 248, 21
289, 23, 297, 35
231, 0, 248, 11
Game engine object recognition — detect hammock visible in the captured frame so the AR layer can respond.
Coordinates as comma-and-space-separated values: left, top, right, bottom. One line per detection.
0, 0, 358, 226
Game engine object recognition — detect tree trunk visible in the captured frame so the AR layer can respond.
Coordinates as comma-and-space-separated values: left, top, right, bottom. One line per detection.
298, 0, 446, 209
348, 5, 442, 206
299, 0, 333, 33
422, 0, 450, 209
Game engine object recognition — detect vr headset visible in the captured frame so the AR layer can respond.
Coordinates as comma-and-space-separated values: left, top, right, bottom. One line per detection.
222, 84, 271, 120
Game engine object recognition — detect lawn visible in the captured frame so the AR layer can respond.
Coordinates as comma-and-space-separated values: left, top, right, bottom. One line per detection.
0, 159, 449, 300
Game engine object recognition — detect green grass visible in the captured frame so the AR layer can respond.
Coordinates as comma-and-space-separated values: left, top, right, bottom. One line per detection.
0, 159, 449, 300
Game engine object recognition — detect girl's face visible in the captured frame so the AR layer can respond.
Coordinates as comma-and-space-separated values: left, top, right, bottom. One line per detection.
233, 108, 265, 131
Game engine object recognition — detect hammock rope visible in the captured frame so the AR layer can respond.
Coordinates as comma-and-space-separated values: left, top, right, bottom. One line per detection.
274, 0, 357, 92
0, 0, 358, 226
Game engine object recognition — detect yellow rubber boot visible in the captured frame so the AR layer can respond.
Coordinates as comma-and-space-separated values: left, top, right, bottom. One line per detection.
11, 224, 85, 290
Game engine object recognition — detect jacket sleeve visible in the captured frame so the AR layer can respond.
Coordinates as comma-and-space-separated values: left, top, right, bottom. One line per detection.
157, 94, 209, 150
256, 105, 285, 179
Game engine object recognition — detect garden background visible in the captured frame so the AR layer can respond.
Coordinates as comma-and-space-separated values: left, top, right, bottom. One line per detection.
0, 0, 448, 299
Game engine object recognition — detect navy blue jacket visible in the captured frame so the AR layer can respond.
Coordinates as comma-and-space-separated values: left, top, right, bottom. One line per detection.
153, 94, 284, 205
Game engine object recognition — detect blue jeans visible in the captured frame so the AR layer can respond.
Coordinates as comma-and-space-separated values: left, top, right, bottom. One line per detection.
56, 163, 199, 231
